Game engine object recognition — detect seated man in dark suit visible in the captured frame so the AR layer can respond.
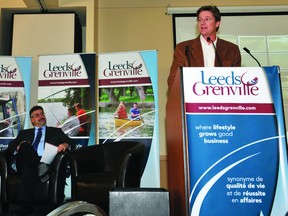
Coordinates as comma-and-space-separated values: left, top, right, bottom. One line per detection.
7, 105, 75, 215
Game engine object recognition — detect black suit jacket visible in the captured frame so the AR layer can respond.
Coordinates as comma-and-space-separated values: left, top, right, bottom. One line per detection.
168, 35, 241, 90
7, 126, 75, 153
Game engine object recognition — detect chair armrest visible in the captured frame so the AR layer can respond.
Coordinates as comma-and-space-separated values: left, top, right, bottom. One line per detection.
0, 150, 9, 177
50, 151, 67, 173
49, 151, 68, 204
118, 143, 145, 187
0, 149, 11, 204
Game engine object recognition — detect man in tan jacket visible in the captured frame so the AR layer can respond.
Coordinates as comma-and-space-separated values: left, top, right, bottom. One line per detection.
168, 5, 241, 91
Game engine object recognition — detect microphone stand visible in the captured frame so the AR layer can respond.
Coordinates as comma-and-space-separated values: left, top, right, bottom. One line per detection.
207, 37, 223, 67
185, 46, 191, 67
243, 47, 261, 67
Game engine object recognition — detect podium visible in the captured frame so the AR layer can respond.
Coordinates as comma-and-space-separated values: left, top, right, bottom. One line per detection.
166, 66, 288, 216
166, 70, 189, 216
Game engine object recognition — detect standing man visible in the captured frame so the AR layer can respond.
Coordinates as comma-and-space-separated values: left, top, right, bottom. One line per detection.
130, 103, 141, 120
3, 106, 13, 137
74, 103, 87, 136
7, 105, 75, 215
168, 5, 241, 91
59, 106, 80, 136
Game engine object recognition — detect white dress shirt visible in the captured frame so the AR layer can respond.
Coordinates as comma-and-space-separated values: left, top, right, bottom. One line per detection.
200, 35, 217, 67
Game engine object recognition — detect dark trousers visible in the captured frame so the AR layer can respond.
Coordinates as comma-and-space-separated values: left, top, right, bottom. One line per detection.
16, 142, 40, 202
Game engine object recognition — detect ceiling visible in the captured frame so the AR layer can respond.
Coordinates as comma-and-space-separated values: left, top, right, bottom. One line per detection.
5, 0, 87, 27
23, 0, 60, 9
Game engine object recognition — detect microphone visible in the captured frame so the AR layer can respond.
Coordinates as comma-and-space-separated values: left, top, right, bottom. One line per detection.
185, 46, 191, 67
207, 37, 223, 67
243, 47, 261, 67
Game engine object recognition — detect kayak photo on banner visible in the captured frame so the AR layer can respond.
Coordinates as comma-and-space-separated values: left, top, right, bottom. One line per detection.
38, 53, 96, 148
98, 50, 160, 187
182, 66, 288, 216
0, 56, 31, 150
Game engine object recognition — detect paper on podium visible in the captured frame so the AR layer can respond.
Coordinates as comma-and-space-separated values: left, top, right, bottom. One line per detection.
40, 143, 58, 164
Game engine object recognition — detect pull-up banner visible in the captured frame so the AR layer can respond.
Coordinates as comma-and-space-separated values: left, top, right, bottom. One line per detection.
38, 53, 96, 148
97, 50, 160, 187
182, 66, 288, 216
0, 56, 31, 150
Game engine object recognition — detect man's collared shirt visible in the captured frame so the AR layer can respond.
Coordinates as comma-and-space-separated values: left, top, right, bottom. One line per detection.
200, 35, 217, 67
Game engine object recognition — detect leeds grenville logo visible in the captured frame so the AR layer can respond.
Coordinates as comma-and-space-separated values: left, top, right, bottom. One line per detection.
0, 65, 17, 79
193, 70, 260, 96
103, 61, 143, 77
43, 63, 82, 78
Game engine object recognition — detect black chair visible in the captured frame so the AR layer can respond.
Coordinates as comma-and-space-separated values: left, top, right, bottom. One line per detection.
68, 141, 146, 213
0, 149, 68, 213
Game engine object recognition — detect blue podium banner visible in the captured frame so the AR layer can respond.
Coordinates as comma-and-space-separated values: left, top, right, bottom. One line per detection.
182, 66, 288, 216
